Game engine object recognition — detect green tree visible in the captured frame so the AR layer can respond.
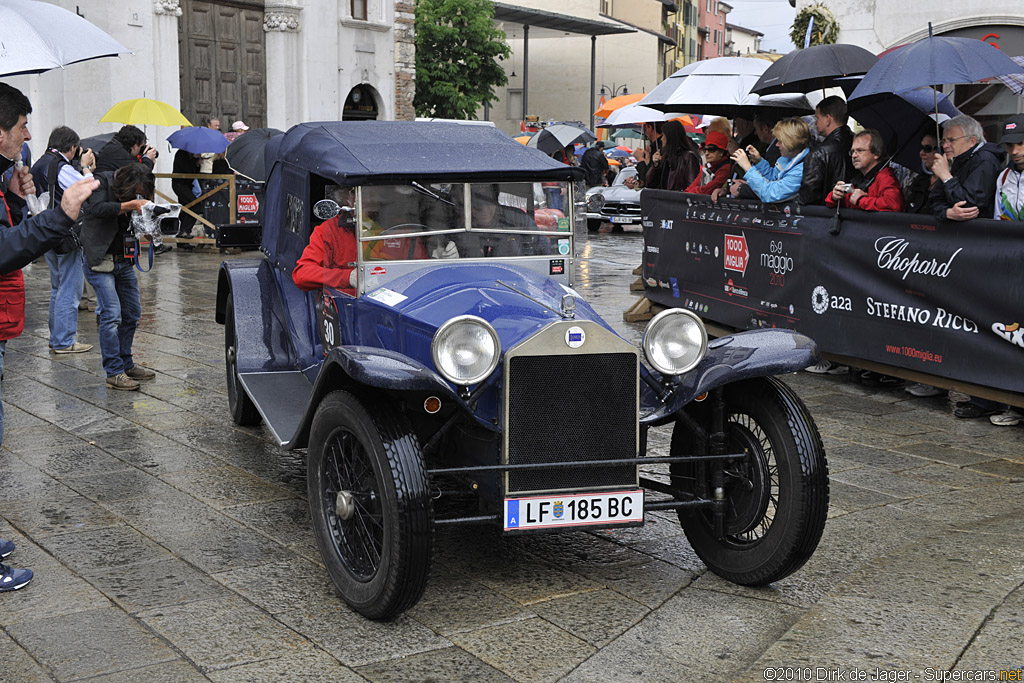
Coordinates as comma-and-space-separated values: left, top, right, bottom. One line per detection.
415, 0, 511, 119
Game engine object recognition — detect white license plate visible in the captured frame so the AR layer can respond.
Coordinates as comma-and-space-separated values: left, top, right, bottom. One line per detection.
610, 216, 632, 223
503, 489, 644, 531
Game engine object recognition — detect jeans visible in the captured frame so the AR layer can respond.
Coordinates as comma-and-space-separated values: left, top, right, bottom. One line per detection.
0, 339, 6, 446
44, 248, 85, 349
84, 259, 141, 377
544, 187, 564, 212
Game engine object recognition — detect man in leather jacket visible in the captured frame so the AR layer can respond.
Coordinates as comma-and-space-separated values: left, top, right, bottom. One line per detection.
798, 96, 853, 205
927, 114, 1006, 221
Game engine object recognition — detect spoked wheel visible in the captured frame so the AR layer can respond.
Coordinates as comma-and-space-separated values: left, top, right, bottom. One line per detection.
224, 292, 261, 426
307, 390, 432, 619
670, 376, 829, 585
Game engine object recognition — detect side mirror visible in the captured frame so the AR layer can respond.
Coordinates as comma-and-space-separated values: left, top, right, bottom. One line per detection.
313, 199, 341, 220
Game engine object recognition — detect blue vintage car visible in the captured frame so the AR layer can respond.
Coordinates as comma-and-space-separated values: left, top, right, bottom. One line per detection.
216, 121, 829, 620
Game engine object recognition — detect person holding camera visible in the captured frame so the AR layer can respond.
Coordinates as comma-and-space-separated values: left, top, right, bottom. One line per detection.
825, 130, 904, 212
30, 126, 97, 355
79, 163, 158, 391
95, 125, 157, 174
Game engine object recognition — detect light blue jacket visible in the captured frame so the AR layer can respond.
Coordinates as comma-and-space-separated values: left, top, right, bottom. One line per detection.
743, 148, 809, 203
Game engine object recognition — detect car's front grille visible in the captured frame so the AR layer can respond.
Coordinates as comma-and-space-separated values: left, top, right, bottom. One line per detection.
600, 202, 642, 217
506, 352, 638, 494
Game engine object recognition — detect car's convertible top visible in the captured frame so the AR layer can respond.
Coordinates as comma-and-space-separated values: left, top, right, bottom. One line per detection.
266, 121, 586, 186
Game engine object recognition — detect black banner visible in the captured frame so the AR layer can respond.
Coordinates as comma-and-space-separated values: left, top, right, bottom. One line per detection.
641, 190, 1024, 394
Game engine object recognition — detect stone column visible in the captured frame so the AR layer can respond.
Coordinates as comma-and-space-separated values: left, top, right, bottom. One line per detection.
394, 1, 416, 121
152, 0, 184, 110
264, 1, 304, 128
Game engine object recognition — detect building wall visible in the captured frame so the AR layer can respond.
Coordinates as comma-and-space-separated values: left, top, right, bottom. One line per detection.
698, 0, 728, 60
484, 0, 667, 136
727, 24, 762, 56
793, 0, 1024, 54
5, 0, 403, 175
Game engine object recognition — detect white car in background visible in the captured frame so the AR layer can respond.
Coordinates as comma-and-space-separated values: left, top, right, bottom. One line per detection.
584, 166, 642, 232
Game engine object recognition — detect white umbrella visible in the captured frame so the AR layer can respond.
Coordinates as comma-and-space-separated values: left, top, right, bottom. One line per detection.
526, 123, 596, 155
639, 56, 814, 116
0, 0, 131, 77
598, 103, 689, 127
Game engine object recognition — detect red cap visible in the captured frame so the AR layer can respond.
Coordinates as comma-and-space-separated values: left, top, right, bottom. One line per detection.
703, 130, 730, 151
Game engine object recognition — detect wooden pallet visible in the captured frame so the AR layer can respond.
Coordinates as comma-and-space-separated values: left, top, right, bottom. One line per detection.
623, 297, 664, 323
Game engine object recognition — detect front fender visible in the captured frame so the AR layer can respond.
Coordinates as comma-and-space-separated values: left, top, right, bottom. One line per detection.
287, 345, 493, 450
640, 328, 818, 425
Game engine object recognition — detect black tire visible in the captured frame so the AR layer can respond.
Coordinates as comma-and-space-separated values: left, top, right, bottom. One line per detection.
587, 218, 603, 233
224, 292, 261, 426
670, 376, 828, 586
307, 390, 432, 619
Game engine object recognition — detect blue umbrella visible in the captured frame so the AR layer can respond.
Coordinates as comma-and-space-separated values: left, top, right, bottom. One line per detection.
167, 126, 229, 154
849, 87, 959, 169
850, 32, 1024, 100
605, 148, 630, 159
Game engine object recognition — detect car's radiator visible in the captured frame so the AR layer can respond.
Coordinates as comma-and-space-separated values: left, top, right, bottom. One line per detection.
505, 350, 638, 495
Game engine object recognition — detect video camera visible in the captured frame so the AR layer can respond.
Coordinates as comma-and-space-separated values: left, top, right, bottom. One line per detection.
130, 203, 182, 246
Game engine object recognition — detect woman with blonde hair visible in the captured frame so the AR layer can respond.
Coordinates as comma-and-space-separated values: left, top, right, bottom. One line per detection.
730, 117, 812, 203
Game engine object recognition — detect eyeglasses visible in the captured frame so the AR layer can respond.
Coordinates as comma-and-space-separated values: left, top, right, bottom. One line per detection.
701, 145, 721, 152
850, 147, 871, 155
920, 144, 938, 153
941, 135, 970, 146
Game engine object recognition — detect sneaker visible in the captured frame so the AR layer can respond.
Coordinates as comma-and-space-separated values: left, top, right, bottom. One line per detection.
0, 563, 32, 591
906, 383, 945, 398
954, 402, 1000, 419
106, 372, 140, 391
990, 408, 1024, 427
825, 364, 851, 375
0, 539, 13, 559
804, 360, 835, 374
53, 341, 93, 354
125, 365, 156, 381
860, 371, 903, 387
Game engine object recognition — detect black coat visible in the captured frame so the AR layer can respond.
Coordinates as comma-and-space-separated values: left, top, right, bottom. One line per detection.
580, 147, 609, 187
79, 172, 127, 268
95, 140, 154, 174
926, 142, 1006, 220
0, 155, 75, 274
798, 126, 853, 205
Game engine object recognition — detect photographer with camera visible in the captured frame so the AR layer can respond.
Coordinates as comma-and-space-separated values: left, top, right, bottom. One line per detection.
80, 163, 159, 391
31, 126, 96, 355
95, 125, 157, 174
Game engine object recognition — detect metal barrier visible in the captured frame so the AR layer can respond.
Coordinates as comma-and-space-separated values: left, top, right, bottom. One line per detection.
154, 173, 237, 231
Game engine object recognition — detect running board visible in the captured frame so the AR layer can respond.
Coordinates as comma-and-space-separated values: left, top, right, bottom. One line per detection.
237, 371, 312, 447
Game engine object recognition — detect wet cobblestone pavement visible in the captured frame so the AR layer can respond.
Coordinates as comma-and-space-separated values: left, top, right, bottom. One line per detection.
2, 231, 1023, 682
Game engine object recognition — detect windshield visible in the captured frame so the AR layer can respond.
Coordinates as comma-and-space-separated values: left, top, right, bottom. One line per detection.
353, 182, 572, 261
613, 167, 638, 187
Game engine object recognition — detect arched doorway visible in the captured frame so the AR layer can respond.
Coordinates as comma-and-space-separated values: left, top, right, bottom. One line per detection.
342, 84, 380, 120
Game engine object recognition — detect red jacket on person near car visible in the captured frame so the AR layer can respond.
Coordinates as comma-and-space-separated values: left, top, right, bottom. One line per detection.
825, 165, 905, 212
292, 217, 357, 295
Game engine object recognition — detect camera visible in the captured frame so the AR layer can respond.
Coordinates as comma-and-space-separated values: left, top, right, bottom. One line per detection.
144, 145, 159, 160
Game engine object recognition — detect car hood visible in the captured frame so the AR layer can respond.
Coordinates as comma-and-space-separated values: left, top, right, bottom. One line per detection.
365, 263, 616, 348
588, 184, 641, 203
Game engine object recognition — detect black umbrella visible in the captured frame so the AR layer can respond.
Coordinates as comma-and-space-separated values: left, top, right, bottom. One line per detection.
750, 44, 878, 96
78, 131, 114, 154
225, 127, 284, 182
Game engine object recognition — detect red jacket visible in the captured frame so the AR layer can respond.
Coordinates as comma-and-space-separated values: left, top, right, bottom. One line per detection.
825, 166, 905, 212
292, 217, 357, 295
0, 185, 25, 340
684, 159, 731, 195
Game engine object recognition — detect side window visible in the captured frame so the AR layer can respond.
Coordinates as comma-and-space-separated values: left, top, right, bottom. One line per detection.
351, 0, 366, 20
286, 193, 304, 235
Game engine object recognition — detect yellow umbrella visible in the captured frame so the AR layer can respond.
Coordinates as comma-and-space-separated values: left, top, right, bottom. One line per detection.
99, 98, 192, 126
514, 135, 532, 145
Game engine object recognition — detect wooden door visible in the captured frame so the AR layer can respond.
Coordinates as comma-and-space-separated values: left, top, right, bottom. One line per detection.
179, 0, 267, 129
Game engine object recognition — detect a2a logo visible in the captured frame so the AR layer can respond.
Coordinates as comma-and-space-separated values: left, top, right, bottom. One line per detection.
992, 321, 1024, 348
811, 285, 852, 315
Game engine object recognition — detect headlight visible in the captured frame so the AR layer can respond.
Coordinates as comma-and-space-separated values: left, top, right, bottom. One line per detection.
587, 193, 604, 211
431, 315, 501, 385
642, 309, 708, 375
